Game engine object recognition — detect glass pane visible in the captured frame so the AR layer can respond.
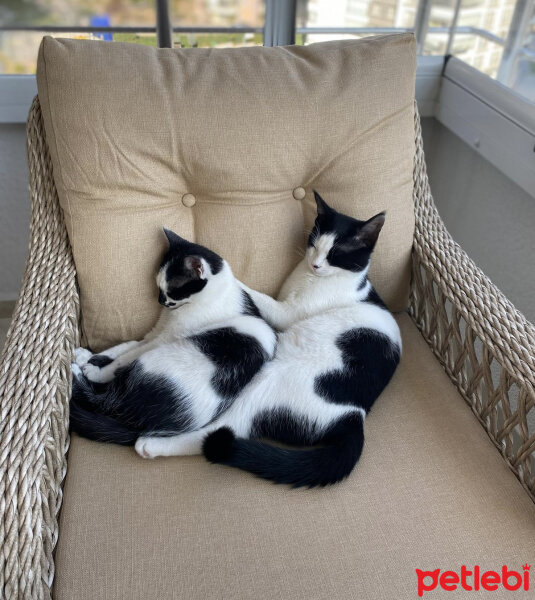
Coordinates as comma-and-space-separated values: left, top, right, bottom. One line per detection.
452, 36, 505, 78
426, 0, 535, 102
0, 0, 157, 74
172, 32, 263, 47
169, 0, 264, 27
0, 1, 265, 75
424, 0, 456, 56
0, 0, 156, 27
502, 2, 535, 101
0, 32, 159, 75
296, 0, 415, 45
441, 0, 513, 76
423, 0, 515, 62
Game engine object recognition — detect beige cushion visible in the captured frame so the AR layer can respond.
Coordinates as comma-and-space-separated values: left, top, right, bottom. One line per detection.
36, 34, 416, 351
53, 315, 535, 599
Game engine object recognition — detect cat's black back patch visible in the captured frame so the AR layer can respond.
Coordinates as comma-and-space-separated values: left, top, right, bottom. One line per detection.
241, 290, 261, 317
314, 328, 400, 413
190, 327, 267, 403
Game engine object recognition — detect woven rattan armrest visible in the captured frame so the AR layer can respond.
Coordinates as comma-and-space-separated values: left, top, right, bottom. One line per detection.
0, 98, 80, 599
410, 106, 535, 502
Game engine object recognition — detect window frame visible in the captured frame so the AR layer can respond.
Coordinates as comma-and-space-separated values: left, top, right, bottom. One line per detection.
0, 0, 533, 195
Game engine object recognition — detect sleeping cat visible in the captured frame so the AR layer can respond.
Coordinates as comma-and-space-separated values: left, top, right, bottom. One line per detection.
135, 192, 401, 488
70, 228, 276, 445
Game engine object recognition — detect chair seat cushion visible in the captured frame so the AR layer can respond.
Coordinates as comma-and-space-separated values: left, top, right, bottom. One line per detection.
53, 314, 535, 599
36, 35, 416, 351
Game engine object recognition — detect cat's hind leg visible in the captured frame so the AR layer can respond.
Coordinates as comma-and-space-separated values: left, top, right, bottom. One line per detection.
136, 411, 250, 459
135, 429, 209, 458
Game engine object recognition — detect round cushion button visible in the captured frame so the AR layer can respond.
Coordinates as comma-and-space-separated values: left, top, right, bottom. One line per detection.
293, 187, 306, 200
182, 193, 196, 208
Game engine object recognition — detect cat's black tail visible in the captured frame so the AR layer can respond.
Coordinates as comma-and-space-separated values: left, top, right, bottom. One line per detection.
202, 412, 364, 488
70, 375, 138, 446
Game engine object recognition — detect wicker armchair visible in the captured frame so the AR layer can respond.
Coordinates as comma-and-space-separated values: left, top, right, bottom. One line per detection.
0, 97, 534, 599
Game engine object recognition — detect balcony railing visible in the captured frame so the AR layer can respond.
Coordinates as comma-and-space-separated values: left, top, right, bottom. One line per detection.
1, 0, 533, 92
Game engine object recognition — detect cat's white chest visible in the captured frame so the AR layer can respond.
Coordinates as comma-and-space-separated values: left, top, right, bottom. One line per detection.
281, 271, 355, 319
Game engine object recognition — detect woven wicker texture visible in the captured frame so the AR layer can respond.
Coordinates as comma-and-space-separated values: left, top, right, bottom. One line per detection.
410, 106, 535, 502
0, 98, 80, 599
0, 97, 533, 599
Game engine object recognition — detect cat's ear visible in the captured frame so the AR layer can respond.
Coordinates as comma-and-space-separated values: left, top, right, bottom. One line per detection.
184, 256, 205, 279
314, 190, 333, 217
163, 227, 185, 247
356, 212, 386, 249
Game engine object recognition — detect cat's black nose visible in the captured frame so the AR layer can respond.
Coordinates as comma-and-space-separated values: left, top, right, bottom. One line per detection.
313, 264, 320, 269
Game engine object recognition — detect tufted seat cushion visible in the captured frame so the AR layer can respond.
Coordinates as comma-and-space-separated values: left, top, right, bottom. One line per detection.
36, 34, 416, 351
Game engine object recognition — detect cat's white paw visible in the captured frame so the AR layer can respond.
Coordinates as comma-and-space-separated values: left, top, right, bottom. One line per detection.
82, 363, 104, 382
71, 363, 82, 378
75, 347, 93, 367
136, 437, 159, 459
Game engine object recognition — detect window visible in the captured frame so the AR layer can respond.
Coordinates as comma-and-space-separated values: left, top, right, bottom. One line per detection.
0, 0, 264, 75
496, 0, 535, 101
295, 0, 534, 103
1, 0, 534, 104
296, 0, 418, 46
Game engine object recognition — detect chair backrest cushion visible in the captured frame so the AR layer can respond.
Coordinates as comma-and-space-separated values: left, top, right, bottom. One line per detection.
36, 34, 416, 351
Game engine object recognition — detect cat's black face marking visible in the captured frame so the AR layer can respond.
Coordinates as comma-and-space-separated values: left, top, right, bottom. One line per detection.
158, 228, 223, 307
308, 191, 385, 274
166, 279, 207, 302
163, 228, 223, 275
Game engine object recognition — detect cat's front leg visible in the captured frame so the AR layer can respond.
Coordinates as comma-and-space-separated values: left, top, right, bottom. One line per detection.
241, 284, 296, 330
82, 342, 155, 383
95, 340, 141, 360
75, 340, 140, 369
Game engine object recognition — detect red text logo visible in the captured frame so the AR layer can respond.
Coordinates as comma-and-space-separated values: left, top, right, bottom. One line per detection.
415, 564, 530, 597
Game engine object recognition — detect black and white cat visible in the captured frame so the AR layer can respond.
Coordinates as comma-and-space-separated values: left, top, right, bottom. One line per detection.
70, 229, 276, 445
135, 192, 402, 488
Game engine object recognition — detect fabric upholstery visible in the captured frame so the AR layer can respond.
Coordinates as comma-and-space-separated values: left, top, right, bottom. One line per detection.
53, 314, 535, 600
36, 34, 416, 351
